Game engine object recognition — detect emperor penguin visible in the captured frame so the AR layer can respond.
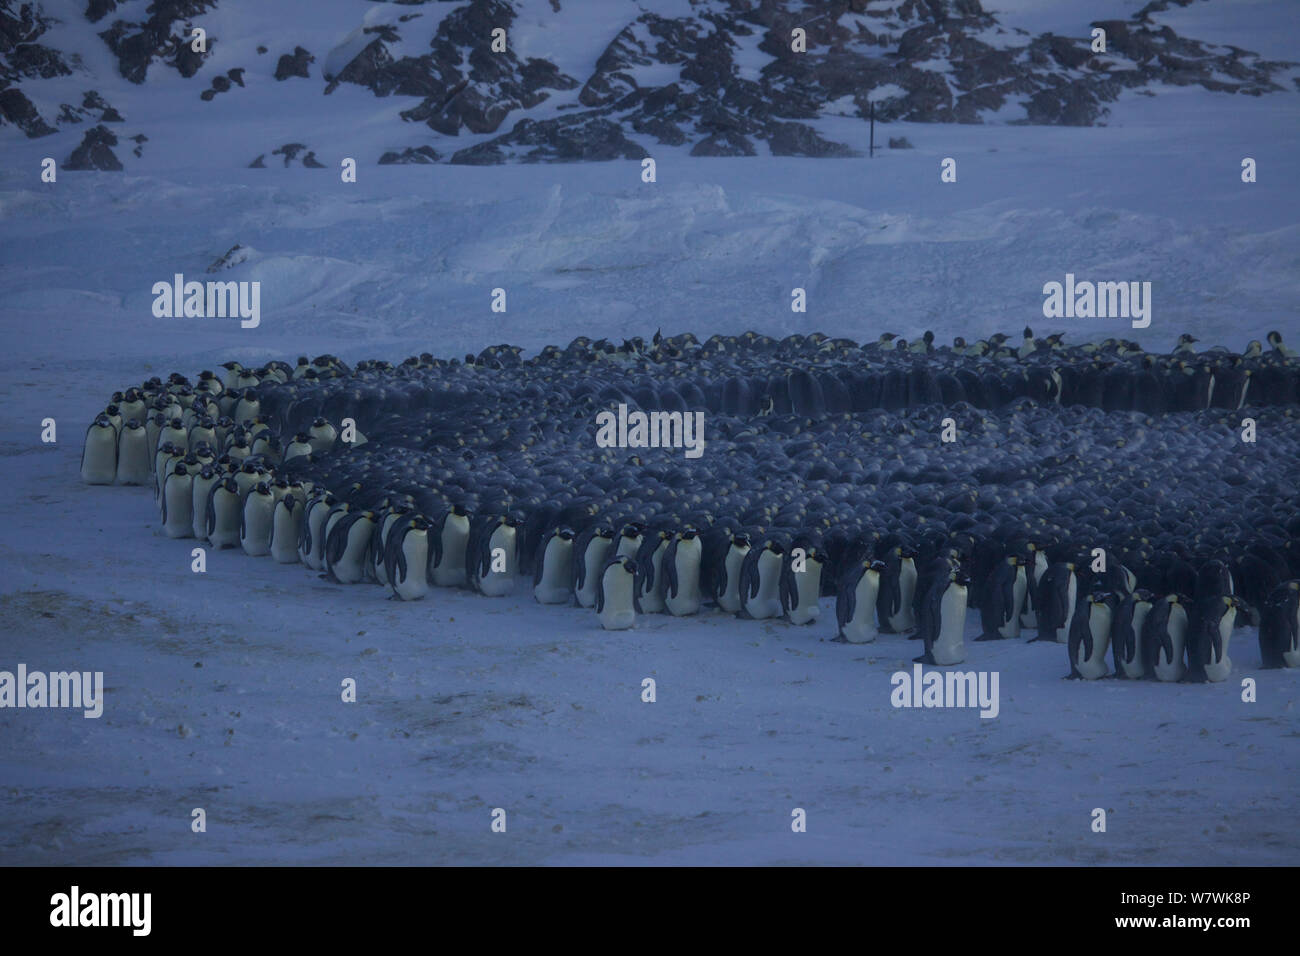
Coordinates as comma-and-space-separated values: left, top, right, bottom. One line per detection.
269, 495, 303, 564
1142, 593, 1190, 682
1112, 589, 1155, 679
428, 505, 471, 588
115, 419, 153, 485
738, 537, 785, 620
661, 528, 704, 617
616, 523, 644, 561
386, 516, 432, 602
877, 544, 918, 634
157, 417, 188, 454
533, 527, 576, 605
1066, 590, 1118, 680
1185, 595, 1242, 683
976, 554, 1028, 641
634, 529, 673, 614
779, 534, 824, 626
1020, 541, 1049, 629
160, 463, 194, 538
713, 532, 751, 613
190, 464, 222, 541
1032, 561, 1083, 644
153, 443, 181, 497
468, 514, 518, 596
307, 417, 337, 454
326, 510, 377, 584
284, 433, 314, 462
596, 555, 638, 631
205, 477, 243, 549
913, 570, 969, 666
834, 558, 886, 644
80, 414, 119, 484
1259, 580, 1300, 668
298, 492, 338, 570
573, 525, 615, 608
370, 503, 412, 585
240, 482, 276, 557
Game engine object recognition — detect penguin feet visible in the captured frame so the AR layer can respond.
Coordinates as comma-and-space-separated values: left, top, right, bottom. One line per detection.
912, 653, 935, 664
829, 634, 848, 643
974, 633, 1007, 642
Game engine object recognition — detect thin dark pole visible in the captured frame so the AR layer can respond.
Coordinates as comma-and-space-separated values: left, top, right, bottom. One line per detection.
869, 100, 875, 158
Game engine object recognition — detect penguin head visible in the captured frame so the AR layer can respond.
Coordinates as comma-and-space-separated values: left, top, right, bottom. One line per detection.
615, 556, 636, 575
732, 533, 751, 549
557, 527, 575, 541
869, 559, 887, 575
681, 527, 698, 540
410, 516, 431, 532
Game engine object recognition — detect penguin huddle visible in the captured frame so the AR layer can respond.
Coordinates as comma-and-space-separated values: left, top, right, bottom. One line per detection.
79, 330, 1300, 683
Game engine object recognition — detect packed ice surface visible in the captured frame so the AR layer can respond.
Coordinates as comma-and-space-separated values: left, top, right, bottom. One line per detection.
1, 10, 1298, 865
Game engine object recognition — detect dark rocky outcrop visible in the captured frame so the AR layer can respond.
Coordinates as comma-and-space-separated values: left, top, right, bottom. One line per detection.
65, 124, 122, 170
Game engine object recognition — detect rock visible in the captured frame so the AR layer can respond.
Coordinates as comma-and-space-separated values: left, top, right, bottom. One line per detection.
767, 121, 855, 157
97, 1, 218, 84
248, 154, 266, 168
0, 87, 55, 137
302, 151, 326, 168
274, 45, 313, 81
66, 124, 122, 170
888, 136, 914, 148
451, 115, 648, 165
227, 67, 245, 87
378, 145, 441, 164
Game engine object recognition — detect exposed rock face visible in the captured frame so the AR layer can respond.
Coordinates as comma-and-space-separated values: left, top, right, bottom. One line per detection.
66, 124, 122, 169
2, 0, 1297, 166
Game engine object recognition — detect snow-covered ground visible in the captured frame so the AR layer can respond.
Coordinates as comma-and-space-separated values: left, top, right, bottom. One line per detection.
2, 35, 1299, 863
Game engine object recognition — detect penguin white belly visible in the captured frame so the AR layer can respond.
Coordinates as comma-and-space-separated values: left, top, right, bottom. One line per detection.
1074, 604, 1112, 679
432, 515, 470, 587
930, 583, 967, 665
787, 561, 822, 625
998, 567, 1027, 638
161, 477, 194, 539
575, 539, 611, 608
81, 429, 119, 486
717, 546, 749, 613
842, 572, 880, 644
889, 559, 918, 632
116, 427, 152, 485
1154, 605, 1188, 682
208, 494, 242, 549
270, 504, 301, 563
598, 572, 636, 631
534, 538, 574, 605
332, 520, 374, 584
240, 496, 275, 557
1055, 573, 1077, 644
393, 532, 430, 601
1203, 612, 1234, 682
745, 551, 783, 619
477, 526, 516, 596
639, 543, 669, 613
664, 541, 703, 617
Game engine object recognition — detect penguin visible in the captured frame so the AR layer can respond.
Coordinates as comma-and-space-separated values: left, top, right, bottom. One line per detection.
238, 482, 276, 557
1143, 593, 1190, 682
1112, 589, 1155, 679
159, 463, 194, 538
80, 414, 119, 484
616, 523, 644, 561
269, 495, 302, 564
468, 514, 518, 596
877, 545, 918, 634
913, 570, 969, 666
834, 558, 886, 644
153, 441, 182, 498
307, 417, 337, 454
386, 515, 431, 602
976, 554, 1028, 641
1185, 594, 1241, 683
595, 555, 638, 631
284, 433, 314, 462
1259, 580, 1300, 669
1032, 561, 1082, 644
661, 528, 703, 617
190, 464, 222, 541
779, 535, 824, 626
298, 492, 337, 570
205, 477, 243, 549
1066, 590, 1118, 680
533, 527, 576, 605
325, 510, 377, 585
738, 537, 785, 620
428, 505, 471, 588
713, 531, 751, 613
370, 503, 411, 586
573, 525, 615, 608
634, 529, 673, 614
115, 419, 152, 485
1020, 541, 1049, 629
